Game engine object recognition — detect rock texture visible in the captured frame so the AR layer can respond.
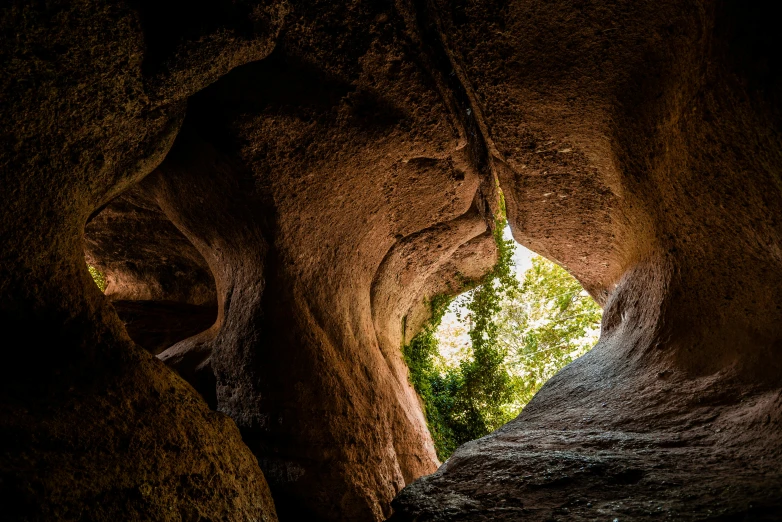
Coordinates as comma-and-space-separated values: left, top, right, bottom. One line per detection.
85, 191, 217, 306
2, 0, 782, 521
146, 35, 499, 516
110, 300, 217, 356
0, 1, 283, 520
391, 0, 782, 520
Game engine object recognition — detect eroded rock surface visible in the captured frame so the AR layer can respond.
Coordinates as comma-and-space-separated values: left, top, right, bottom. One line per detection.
0, 1, 282, 520
85, 191, 217, 306
145, 33, 499, 515
2, 0, 781, 521
391, 0, 782, 520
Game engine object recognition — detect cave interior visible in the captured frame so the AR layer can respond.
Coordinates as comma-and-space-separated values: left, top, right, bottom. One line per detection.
1, 1, 781, 521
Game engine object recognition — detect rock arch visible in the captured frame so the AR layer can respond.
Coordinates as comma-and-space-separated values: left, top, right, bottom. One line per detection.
1, 1, 780, 521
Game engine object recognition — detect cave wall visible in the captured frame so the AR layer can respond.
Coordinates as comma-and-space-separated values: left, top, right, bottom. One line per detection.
0, 1, 284, 520
75, 2, 504, 518
85, 191, 216, 306
145, 29, 498, 516
392, 1, 782, 520
84, 192, 220, 355
2, 1, 499, 520
2, 0, 781, 521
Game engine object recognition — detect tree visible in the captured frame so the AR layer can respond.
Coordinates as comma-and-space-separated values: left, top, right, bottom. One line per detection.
403, 225, 602, 461
499, 256, 602, 409
446, 221, 520, 442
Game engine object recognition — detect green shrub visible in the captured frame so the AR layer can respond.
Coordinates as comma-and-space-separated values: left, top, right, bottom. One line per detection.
87, 264, 107, 292
403, 220, 602, 461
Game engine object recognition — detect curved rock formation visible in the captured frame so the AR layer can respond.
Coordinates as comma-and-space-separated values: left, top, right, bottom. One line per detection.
85, 191, 219, 355
2, 0, 781, 521
391, 0, 782, 520
0, 1, 283, 520
144, 37, 497, 515
85, 190, 217, 307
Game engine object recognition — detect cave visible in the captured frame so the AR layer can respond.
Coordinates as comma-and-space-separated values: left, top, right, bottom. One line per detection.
1, 1, 781, 521
85, 191, 219, 354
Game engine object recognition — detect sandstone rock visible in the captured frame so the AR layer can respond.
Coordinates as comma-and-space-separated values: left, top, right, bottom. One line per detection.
85, 191, 217, 307
2, 0, 781, 520
146, 37, 491, 514
111, 300, 217, 356
84, 188, 219, 356
0, 1, 283, 520
391, 0, 782, 520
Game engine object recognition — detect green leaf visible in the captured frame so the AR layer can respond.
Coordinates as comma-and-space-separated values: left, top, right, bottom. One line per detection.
402, 219, 602, 461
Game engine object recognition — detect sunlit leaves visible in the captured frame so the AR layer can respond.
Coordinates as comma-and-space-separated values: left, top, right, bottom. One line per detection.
501, 256, 601, 410
87, 264, 107, 292
403, 224, 602, 461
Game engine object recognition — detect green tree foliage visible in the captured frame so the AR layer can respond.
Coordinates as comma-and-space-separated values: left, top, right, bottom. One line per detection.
446, 222, 520, 441
403, 224, 602, 461
87, 264, 107, 292
402, 293, 458, 458
500, 256, 602, 408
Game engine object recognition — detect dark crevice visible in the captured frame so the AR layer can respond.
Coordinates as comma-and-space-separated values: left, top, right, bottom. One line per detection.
131, 0, 258, 78
402, 0, 496, 220
113, 300, 217, 356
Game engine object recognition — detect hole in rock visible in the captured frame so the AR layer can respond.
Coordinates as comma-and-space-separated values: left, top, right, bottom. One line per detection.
83, 190, 218, 356
405, 225, 602, 461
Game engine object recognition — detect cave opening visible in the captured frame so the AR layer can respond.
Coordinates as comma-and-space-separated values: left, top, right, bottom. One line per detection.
6, 1, 782, 520
405, 224, 603, 461
83, 189, 219, 356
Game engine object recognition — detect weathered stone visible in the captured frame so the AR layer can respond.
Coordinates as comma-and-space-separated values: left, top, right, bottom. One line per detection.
2, 0, 781, 521
146, 35, 492, 514
390, 1, 782, 520
85, 191, 217, 307
0, 1, 283, 520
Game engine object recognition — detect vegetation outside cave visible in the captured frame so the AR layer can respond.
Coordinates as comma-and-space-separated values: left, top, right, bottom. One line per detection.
88, 264, 107, 292
403, 223, 602, 461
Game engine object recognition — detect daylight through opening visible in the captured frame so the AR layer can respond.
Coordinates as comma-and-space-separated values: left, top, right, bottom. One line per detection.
83, 190, 219, 356
404, 225, 603, 461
